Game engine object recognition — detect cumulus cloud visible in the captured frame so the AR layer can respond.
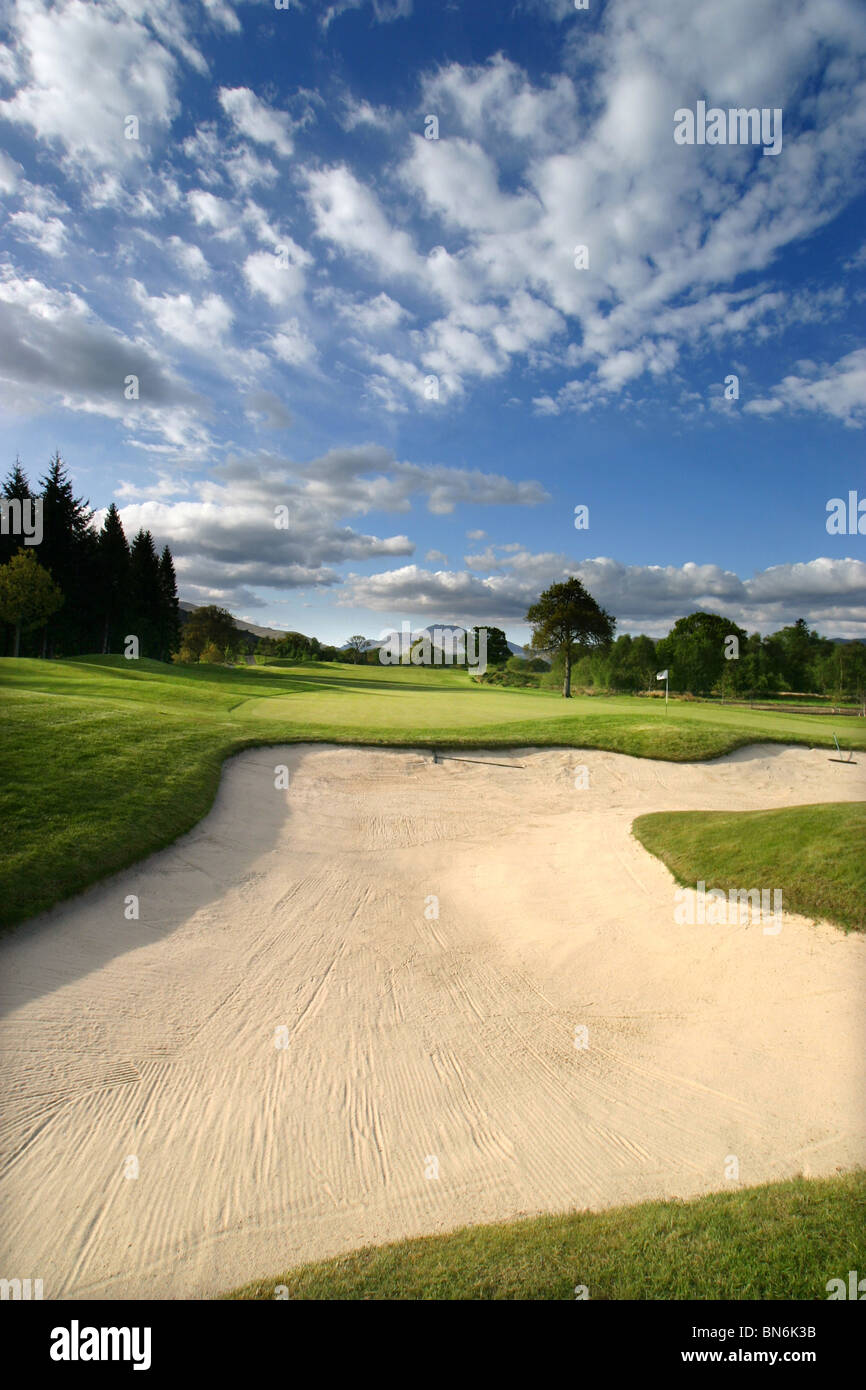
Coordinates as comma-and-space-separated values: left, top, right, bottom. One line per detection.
0, 0, 200, 174
243, 243, 311, 306
340, 548, 866, 637
218, 87, 296, 157
98, 445, 547, 607
268, 319, 317, 366
0, 150, 23, 194
0, 267, 203, 432
201, 0, 241, 33
132, 283, 234, 352
745, 349, 866, 427
318, 288, 412, 334
165, 235, 211, 279
8, 210, 67, 255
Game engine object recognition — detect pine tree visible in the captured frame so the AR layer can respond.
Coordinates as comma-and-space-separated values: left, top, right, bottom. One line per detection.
38, 452, 96, 656
157, 545, 181, 662
1, 460, 34, 652
2, 458, 32, 510
97, 504, 130, 654
127, 529, 163, 658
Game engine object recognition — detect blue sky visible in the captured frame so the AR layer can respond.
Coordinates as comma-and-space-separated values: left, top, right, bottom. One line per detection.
1, 0, 864, 645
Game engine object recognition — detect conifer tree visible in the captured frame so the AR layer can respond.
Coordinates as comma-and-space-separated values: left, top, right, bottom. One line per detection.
1, 460, 34, 651
127, 529, 163, 657
97, 504, 130, 654
38, 452, 95, 656
157, 544, 181, 662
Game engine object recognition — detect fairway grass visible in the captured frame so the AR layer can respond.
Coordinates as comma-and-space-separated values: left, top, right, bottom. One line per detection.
226, 1171, 865, 1300
2, 655, 865, 932
633, 802, 866, 932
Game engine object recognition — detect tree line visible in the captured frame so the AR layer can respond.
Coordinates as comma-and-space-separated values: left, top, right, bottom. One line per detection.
567, 611, 866, 700
525, 579, 866, 700
0, 455, 180, 660
266, 582, 864, 700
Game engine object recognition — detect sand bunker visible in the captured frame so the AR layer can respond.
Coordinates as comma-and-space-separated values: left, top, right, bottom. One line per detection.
1, 743, 864, 1299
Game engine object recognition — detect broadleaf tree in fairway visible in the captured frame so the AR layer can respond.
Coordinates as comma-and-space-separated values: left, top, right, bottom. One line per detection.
526, 578, 616, 698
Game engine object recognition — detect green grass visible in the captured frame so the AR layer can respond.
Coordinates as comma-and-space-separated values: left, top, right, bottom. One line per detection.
2, 654, 865, 933
633, 802, 866, 932
225, 1171, 865, 1300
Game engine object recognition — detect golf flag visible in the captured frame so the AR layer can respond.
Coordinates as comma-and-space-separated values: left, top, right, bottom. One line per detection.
657, 668, 669, 712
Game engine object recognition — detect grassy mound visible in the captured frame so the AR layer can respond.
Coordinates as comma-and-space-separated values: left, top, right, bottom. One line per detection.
225, 1171, 865, 1300
633, 802, 866, 932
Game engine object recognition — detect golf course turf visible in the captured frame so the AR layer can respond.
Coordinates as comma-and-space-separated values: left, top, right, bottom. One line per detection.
226, 1171, 866, 1300
2, 653, 864, 933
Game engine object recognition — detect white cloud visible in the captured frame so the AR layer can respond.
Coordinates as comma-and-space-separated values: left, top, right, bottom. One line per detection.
243, 243, 311, 306
132, 283, 234, 351
104, 443, 532, 605
188, 189, 241, 237
269, 319, 317, 366
226, 147, 279, 191
304, 164, 422, 279
218, 87, 295, 157
201, 0, 241, 33
0, 0, 200, 174
745, 349, 866, 427
9, 210, 67, 255
0, 150, 23, 194
165, 235, 211, 279
340, 96, 398, 131
321, 0, 412, 30
341, 550, 866, 636
0, 265, 206, 454
321, 289, 411, 334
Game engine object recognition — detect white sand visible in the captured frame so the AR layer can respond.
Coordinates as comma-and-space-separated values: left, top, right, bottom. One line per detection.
0, 742, 864, 1300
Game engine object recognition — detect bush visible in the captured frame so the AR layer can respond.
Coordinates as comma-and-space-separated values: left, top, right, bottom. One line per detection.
477, 669, 540, 687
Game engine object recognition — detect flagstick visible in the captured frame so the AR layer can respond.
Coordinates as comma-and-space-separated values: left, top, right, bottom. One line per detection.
656, 669, 669, 713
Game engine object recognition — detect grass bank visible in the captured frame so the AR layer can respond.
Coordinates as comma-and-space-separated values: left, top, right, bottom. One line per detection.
226, 1171, 865, 1300
633, 802, 866, 932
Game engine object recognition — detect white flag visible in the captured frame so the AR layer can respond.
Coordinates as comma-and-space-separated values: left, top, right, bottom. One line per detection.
656, 670, 668, 680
